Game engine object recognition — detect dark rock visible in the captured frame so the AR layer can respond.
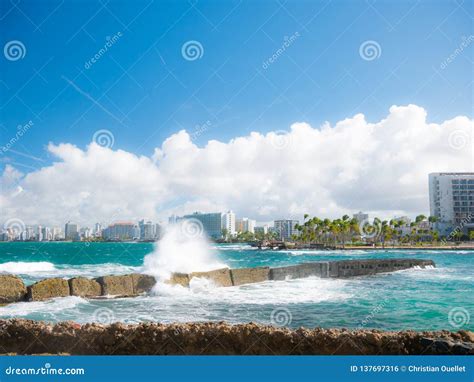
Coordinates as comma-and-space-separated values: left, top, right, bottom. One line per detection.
0, 275, 26, 304
95, 275, 134, 296
69, 277, 101, 297
131, 274, 156, 294
27, 278, 70, 301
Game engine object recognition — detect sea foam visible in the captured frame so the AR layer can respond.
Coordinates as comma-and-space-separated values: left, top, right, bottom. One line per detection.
0, 261, 56, 274
142, 222, 227, 282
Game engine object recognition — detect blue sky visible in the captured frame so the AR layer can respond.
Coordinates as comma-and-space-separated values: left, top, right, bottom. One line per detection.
1, 0, 472, 172
0, 1, 472, 226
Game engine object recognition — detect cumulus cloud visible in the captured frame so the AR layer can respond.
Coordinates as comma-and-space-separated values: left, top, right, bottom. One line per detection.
1, 104, 472, 227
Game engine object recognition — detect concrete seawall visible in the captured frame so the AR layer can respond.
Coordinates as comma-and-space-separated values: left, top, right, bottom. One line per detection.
0, 319, 471, 355
174, 258, 435, 287
0, 259, 435, 304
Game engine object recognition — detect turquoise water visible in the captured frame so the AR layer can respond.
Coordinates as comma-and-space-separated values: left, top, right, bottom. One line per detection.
0, 242, 472, 331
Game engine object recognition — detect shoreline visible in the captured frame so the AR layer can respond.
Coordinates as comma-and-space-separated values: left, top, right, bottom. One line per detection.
1, 241, 474, 251
0, 319, 472, 355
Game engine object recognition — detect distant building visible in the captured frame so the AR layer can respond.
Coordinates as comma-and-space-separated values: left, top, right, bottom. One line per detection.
236, 218, 256, 234
102, 222, 138, 241
52, 227, 62, 240
154, 223, 162, 240
353, 211, 369, 223
274, 219, 299, 241
178, 212, 223, 239
80, 227, 92, 240
65, 222, 79, 241
139, 220, 156, 241
168, 215, 178, 225
254, 225, 269, 235
93, 223, 102, 237
221, 211, 236, 236
429, 172, 474, 236
41, 226, 51, 241
36, 225, 43, 241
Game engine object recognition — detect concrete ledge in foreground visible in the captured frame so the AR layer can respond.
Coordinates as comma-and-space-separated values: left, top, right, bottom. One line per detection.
0, 319, 471, 355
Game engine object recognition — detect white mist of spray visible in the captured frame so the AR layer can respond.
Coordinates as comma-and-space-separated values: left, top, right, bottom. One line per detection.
142, 219, 227, 283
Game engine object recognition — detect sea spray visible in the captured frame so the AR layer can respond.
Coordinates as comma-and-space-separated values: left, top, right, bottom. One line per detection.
142, 221, 227, 284
0, 261, 56, 274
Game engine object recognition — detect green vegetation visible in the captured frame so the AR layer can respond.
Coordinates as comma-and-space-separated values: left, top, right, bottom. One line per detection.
291, 214, 452, 247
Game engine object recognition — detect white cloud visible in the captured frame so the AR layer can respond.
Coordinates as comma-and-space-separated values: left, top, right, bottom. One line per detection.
1, 104, 472, 227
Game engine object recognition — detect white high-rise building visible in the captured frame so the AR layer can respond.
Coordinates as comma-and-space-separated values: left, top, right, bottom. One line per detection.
274, 219, 299, 241
429, 172, 474, 236
221, 211, 236, 236
139, 220, 156, 241
94, 223, 102, 237
36, 225, 43, 241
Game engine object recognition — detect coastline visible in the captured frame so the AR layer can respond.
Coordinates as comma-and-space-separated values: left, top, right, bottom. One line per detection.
0, 319, 472, 355
1, 241, 474, 251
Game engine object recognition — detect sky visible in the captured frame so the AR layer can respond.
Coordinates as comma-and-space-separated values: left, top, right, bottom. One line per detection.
0, 0, 473, 227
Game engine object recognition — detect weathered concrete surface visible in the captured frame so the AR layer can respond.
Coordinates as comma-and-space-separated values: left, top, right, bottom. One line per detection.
189, 268, 233, 287
230, 267, 270, 286
167, 273, 190, 287
269, 259, 435, 280
68, 277, 101, 297
27, 278, 70, 301
95, 275, 135, 296
165, 259, 436, 286
0, 275, 27, 304
131, 274, 156, 294
270, 263, 325, 280
0, 319, 471, 355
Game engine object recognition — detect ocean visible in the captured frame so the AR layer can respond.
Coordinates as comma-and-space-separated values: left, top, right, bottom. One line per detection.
0, 242, 472, 331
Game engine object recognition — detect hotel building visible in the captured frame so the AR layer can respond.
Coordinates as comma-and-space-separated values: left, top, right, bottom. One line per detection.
102, 222, 139, 241
429, 172, 474, 236
274, 219, 299, 241
180, 212, 223, 239
221, 211, 236, 236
